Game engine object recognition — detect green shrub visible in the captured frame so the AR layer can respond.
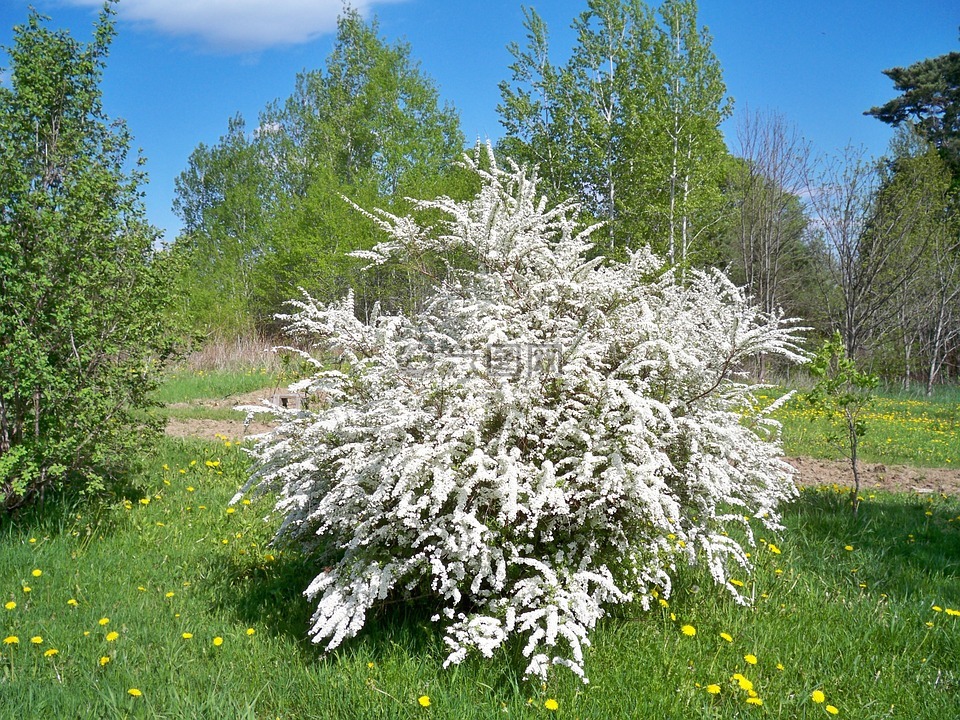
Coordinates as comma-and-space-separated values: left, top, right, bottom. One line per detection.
0, 4, 179, 511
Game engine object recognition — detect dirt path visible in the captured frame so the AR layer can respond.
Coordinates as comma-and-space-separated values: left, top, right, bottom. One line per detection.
162, 389, 279, 442
164, 392, 960, 495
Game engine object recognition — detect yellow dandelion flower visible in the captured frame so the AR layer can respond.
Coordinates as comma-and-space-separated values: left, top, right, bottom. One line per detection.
826, 705, 839, 715
67, 598, 78, 606
744, 654, 758, 665
544, 698, 559, 711
44, 648, 58, 657
182, 632, 193, 639
99, 617, 110, 626
22, 586, 30, 593
4, 601, 15, 610
213, 636, 224, 646
946, 608, 960, 617
681, 624, 696, 637
732, 674, 753, 692
31, 569, 42, 577
706, 684, 721, 695
226, 507, 236, 515
3, 636, 19, 645
812, 690, 825, 703
128, 688, 142, 697
767, 544, 781, 554
100, 656, 111, 666
659, 598, 669, 608
746, 697, 763, 706
30, 636, 42, 644
418, 695, 431, 708
719, 632, 733, 642
246, 628, 255, 636
932, 605, 943, 612
776, 663, 784, 671
106, 631, 119, 642
165, 592, 175, 598
844, 545, 854, 551
730, 579, 744, 587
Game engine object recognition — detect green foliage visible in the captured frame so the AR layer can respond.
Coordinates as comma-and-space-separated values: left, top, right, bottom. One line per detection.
0, 4, 179, 511
172, 115, 275, 336
866, 48, 960, 177
497, 0, 731, 263
172, 8, 468, 336
805, 333, 880, 511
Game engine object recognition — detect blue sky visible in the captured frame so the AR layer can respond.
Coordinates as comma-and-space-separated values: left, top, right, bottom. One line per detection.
1, 0, 957, 241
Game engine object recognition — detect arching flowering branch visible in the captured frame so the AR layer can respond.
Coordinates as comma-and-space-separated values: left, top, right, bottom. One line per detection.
236, 146, 806, 682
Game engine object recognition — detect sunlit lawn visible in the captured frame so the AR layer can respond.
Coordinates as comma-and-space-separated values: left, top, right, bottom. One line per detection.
770, 389, 959, 468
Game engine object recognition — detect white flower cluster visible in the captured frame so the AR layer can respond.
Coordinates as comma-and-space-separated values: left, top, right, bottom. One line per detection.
236, 148, 806, 682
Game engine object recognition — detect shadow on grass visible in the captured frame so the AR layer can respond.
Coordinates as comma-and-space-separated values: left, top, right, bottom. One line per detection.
783, 487, 960, 601
211, 548, 537, 692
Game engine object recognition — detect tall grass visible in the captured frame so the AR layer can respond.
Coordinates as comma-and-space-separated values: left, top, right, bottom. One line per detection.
178, 333, 284, 374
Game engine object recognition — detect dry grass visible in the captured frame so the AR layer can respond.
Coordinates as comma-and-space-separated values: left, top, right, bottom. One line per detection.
177, 333, 287, 373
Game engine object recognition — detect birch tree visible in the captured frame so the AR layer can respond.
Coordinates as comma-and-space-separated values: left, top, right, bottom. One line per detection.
497, 0, 730, 261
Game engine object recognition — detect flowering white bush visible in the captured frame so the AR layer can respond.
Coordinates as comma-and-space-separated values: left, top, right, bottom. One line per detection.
236, 149, 806, 682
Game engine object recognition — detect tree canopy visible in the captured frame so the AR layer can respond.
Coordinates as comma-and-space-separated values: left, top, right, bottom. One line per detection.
866, 48, 960, 175
172, 8, 467, 335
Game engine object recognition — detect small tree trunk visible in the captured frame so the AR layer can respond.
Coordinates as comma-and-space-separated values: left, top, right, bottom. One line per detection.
847, 409, 861, 515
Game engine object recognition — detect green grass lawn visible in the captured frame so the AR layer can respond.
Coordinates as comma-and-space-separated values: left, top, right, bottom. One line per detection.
770, 388, 959, 468
2, 381, 959, 718
151, 368, 281, 426
152, 368, 280, 406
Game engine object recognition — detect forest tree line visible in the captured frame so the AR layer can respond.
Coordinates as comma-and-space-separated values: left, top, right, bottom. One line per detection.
171, 1, 960, 393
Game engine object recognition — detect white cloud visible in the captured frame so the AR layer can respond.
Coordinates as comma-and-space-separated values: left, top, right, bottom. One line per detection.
64, 0, 405, 52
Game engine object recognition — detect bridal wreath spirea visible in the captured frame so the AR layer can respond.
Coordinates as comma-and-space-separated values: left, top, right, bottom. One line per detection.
236, 149, 806, 682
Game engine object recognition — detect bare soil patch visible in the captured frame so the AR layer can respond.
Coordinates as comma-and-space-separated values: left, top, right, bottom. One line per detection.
163, 389, 281, 442
785, 457, 960, 496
